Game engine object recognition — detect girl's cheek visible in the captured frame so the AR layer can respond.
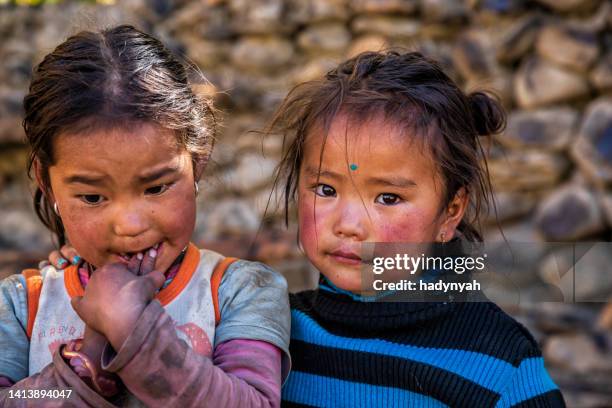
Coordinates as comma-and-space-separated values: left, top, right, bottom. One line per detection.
298, 193, 316, 243
374, 208, 434, 242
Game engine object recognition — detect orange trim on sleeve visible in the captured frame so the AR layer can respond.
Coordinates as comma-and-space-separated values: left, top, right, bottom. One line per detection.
211, 257, 238, 326
156, 243, 201, 306
64, 265, 85, 299
23, 269, 42, 340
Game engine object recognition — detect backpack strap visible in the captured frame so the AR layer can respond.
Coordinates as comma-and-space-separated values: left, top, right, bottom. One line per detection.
22, 269, 43, 340
211, 257, 238, 326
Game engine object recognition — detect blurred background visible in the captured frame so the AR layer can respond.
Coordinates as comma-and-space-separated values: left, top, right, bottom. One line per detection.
0, 0, 611, 406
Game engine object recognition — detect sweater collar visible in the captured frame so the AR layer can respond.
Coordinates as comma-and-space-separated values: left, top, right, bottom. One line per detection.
299, 277, 456, 332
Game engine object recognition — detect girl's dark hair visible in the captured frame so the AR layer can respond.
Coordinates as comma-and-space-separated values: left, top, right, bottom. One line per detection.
269, 51, 506, 242
23, 25, 215, 246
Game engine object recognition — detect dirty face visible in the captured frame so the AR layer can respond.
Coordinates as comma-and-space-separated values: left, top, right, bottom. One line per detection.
297, 114, 466, 292
46, 122, 197, 273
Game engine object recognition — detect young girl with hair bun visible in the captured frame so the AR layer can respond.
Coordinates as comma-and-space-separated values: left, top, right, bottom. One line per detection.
270, 51, 565, 407
0, 25, 289, 407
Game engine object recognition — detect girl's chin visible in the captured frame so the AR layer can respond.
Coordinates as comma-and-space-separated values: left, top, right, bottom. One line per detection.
322, 274, 363, 294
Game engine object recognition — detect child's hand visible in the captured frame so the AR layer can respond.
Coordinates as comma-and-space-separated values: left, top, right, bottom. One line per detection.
45, 244, 81, 269
79, 325, 107, 365
71, 250, 165, 351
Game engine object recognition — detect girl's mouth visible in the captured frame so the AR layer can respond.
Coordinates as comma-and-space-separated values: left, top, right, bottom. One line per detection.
118, 242, 161, 262
329, 250, 363, 266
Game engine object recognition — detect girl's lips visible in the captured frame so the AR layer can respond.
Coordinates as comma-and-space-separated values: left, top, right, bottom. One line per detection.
117, 242, 162, 262
329, 250, 362, 266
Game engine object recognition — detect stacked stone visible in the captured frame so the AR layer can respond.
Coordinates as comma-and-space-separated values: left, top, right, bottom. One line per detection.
0, 1, 611, 404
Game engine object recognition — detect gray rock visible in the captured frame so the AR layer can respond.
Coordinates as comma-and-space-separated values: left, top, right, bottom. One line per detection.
544, 332, 612, 374
481, 222, 547, 302
253, 183, 285, 219
600, 191, 612, 228
496, 14, 542, 63
201, 199, 260, 238
163, 2, 232, 40
536, 24, 600, 72
223, 152, 278, 194
230, 36, 294, 71
234, 124, 282, 158
347, 35, 389, 58
0, 207, 53, 253
488, 150, 570, 191
0, 145, 28, 181
517, 303, 599, 333
479, 0, 527, 14
287, 0, 349, 24
514, 57, 590, 109
421, 0, 469, 24
539, 243, 612, 302
352, 15, 421, 38
535, 185, 605, 241
570, 97, 612, 187
562, 391, 612, 408
350, 0, 418, 14
532, 0, 601, 13
291, 58, 341, 83
229, 0, 293, 35
589, 50, 612, 92
486, 191, 537, 224
0, 88, 26, 144
452, 29, 501, 81
297, 23, 352, 54
183, 37, 229, 69
0, 39, 34, 88
498, 107, 579, 151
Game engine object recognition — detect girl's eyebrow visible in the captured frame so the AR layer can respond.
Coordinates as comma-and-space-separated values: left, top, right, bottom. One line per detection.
137, 165, 180, 183
304, 166, 343, 180
367, 176, 417, 188
64, 174, 105, 186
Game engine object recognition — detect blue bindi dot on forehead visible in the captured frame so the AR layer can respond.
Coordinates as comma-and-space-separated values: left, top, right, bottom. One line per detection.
349, 164, 358, 171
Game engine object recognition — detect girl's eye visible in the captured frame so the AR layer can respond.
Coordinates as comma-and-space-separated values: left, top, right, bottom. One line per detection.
145, 184, 169, 195
376, 193, 401, 205
314, 184, 336, 197
79, 194, 104, 205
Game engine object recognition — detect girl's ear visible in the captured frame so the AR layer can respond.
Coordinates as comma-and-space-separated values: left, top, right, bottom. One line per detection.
439, 187, 469, 241
192, 154, 209, 182
33, 158, 55, 203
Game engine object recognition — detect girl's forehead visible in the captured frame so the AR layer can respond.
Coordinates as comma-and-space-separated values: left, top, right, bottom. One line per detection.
304, 113, 428, 156
56, 123, 182, 155
52, 123, 189, 174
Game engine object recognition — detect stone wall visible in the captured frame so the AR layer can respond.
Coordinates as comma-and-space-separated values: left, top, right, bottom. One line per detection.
0, 1, 611, 405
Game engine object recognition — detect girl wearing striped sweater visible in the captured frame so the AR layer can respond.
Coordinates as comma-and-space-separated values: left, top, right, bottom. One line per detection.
269, 51, 565, 407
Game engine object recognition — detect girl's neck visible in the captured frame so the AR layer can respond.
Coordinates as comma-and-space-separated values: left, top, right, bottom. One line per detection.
319, 276, 395, 302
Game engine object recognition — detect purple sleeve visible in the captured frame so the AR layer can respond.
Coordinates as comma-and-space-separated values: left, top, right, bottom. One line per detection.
102, 300, 282, 407
0, 351, 116, 407
0, 377, 13, 387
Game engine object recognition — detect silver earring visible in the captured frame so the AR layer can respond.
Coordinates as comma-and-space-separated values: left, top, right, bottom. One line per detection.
440, 232, 446, 243
53, 202, 60, 217
194, 182, 199, 196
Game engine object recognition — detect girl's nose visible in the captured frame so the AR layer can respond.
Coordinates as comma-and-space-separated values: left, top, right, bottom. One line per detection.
332, 203, 368, 241
112, 208, 149, 237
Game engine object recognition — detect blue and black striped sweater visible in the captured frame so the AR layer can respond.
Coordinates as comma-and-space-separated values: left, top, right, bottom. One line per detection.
282, 281, 565, 407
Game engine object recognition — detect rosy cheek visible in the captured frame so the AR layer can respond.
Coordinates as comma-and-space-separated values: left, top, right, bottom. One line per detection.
377, 219, 416, 242
298, 195, 316, 247
375, 209, 435, 242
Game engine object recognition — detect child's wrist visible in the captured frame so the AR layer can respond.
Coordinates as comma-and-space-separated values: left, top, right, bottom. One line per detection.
104, 303, 148, 351
61, 338, 120, 397
80, 331, 106, 358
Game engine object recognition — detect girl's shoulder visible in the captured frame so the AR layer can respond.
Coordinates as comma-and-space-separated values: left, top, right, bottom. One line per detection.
451, 301, 543, 363
214, 258, 291, 360
219, 258, 288, 294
